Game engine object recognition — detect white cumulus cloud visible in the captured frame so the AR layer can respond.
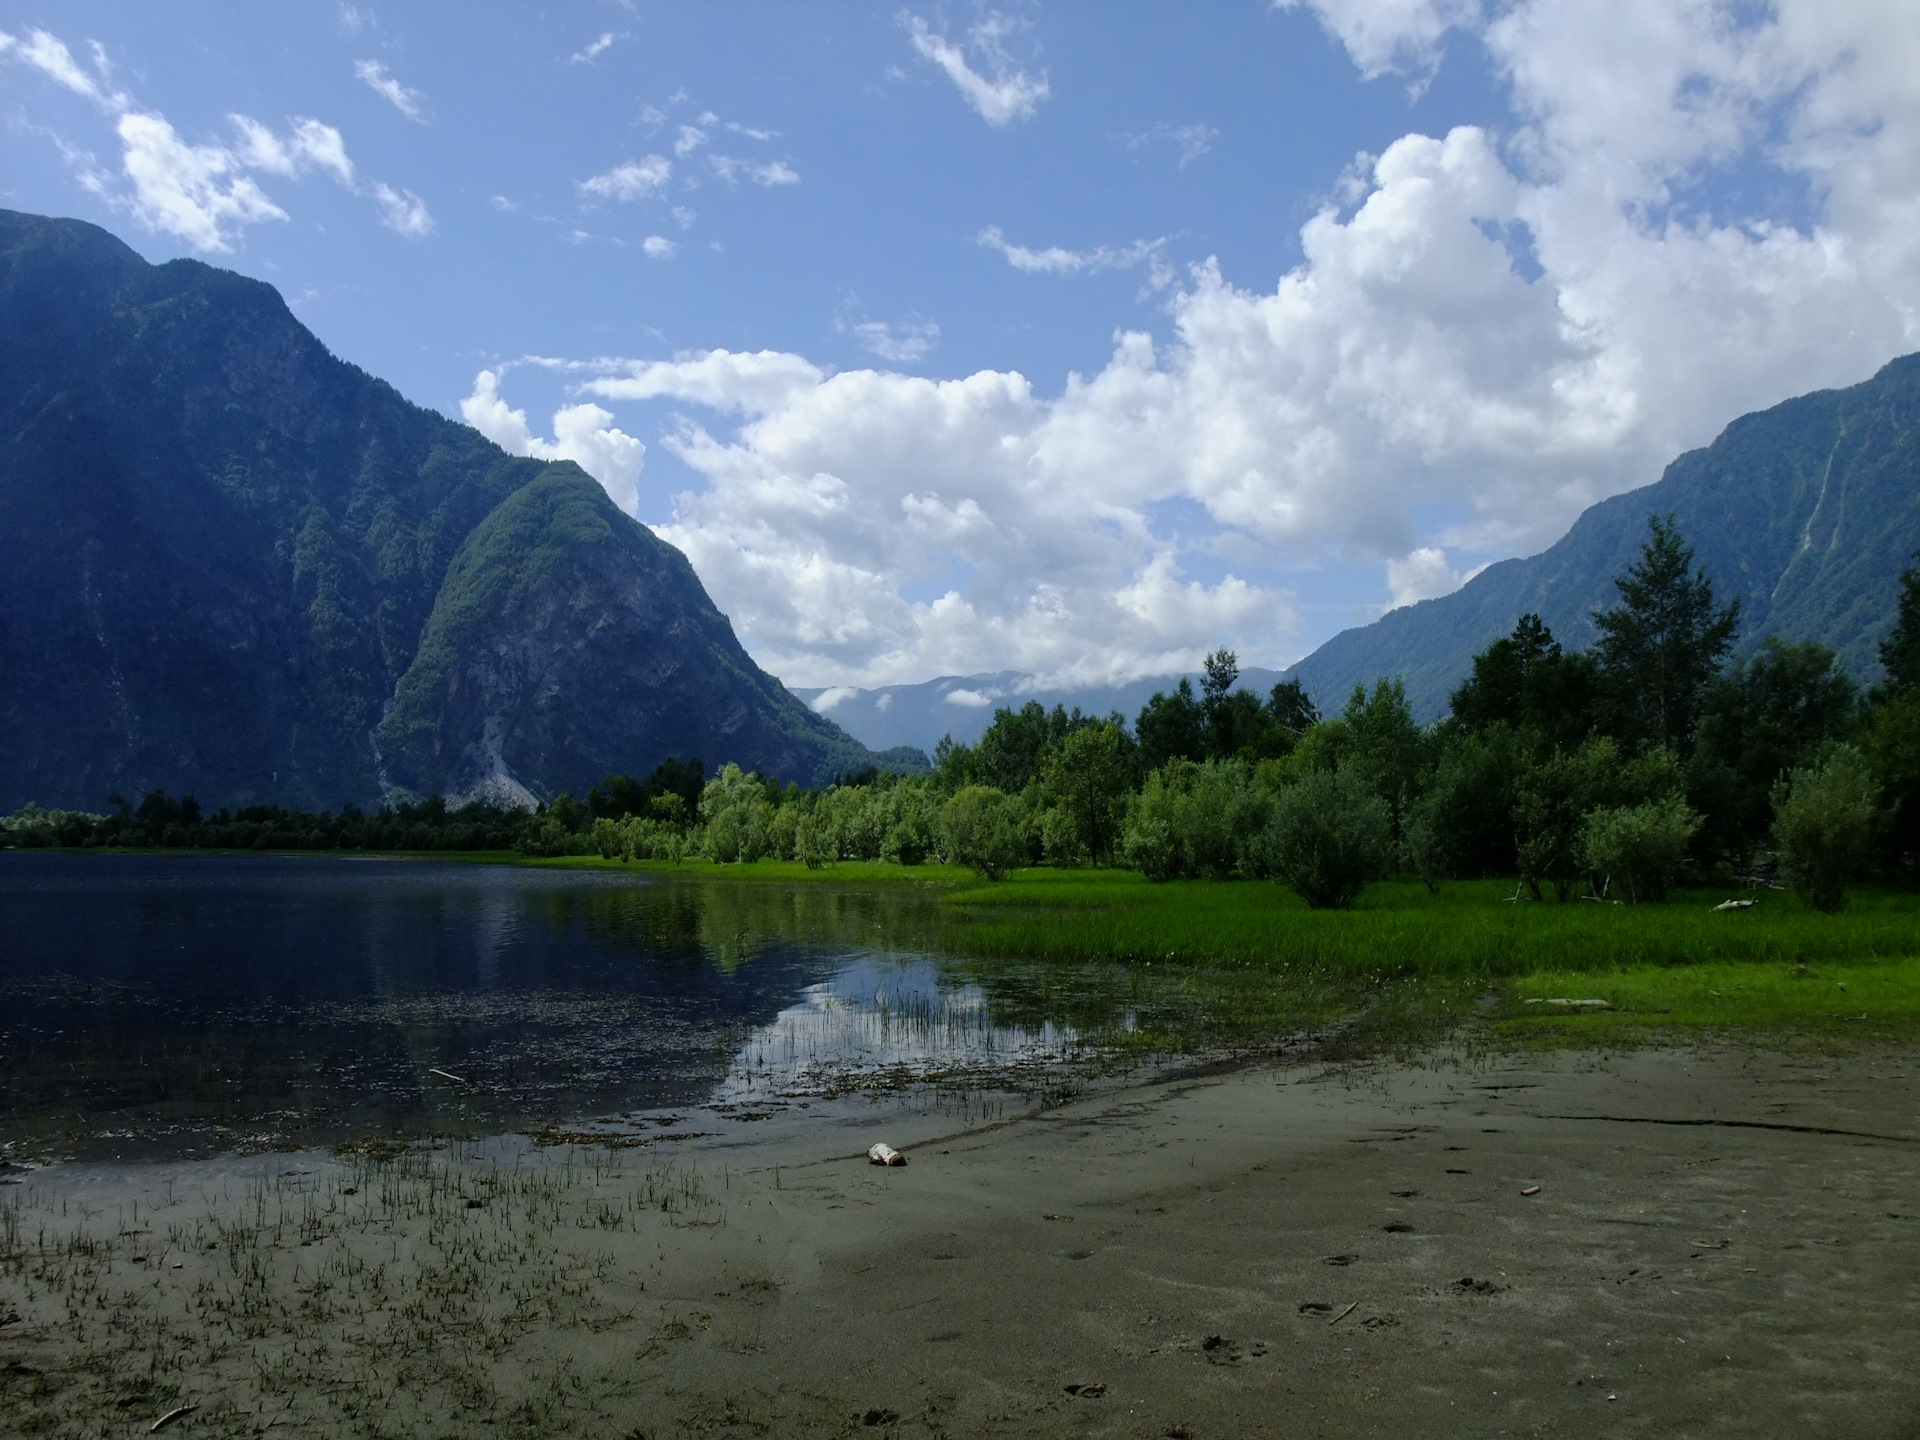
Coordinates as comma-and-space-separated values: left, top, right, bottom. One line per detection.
904, 12, 1049, 127
3, 26, 430, 251
579, 156, 672, 203
353, 59, 426, 122
471, 0, 1920, 692
117, 112, 289, 252
851, 319, 941, 364
641, 234, 676, 260
372, 182, 433, 237
461, 369, 648, 516
1386, 547, 1466, 609
977, 225, 1163, 276
570, 32, 619, 64
1275, 0, 1481, 83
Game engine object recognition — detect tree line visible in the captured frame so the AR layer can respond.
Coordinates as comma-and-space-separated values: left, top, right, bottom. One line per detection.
7, 516, 1917, 911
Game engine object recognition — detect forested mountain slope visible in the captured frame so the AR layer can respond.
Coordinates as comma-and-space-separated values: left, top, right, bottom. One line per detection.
1284, 355, 1920, 717
0, 209, 879, 811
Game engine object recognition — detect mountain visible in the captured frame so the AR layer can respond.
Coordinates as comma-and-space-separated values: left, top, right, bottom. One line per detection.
792, 667, 1286, 755
0, 209, 892, 812
1283, 354, 1920, 718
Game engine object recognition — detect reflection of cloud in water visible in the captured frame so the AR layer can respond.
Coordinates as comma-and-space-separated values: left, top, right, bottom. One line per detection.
720, 955, 1080, 1099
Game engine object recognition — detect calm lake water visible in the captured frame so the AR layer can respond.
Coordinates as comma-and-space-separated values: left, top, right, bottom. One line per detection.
0, 853, 1089, 1160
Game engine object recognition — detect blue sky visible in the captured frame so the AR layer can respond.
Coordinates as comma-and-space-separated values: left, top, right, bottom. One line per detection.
4, 2, 1919, 692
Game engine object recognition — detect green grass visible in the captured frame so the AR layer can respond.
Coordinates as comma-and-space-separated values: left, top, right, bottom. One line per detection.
1498, 954, 1920, 1039
375, 853, 1920, 1038
928, 871, 1920, 975
518, 858, 1920, 1038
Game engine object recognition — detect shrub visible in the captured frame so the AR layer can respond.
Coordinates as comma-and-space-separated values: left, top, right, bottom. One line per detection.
1259, 769, 1391, 909
793, 810, 834, 869
1581, 796, 1699, 903
1119, 759, 1271, 881
1121, 771, 1187, 880
1771, 745, 1879, 911
940, 785, 1026, 879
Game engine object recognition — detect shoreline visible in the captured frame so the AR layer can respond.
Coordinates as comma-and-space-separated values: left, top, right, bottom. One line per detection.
5, 1040, 1917, 1437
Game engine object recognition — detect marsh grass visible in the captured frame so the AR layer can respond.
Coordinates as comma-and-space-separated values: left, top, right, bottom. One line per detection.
1499, 953, 1920, 1041
0, 1142, 729, 1438
930, 872, 1920, 974
529, 858, 1920, 1040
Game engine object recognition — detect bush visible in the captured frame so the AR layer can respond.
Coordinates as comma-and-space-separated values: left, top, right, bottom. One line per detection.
940, 785, 1026, 879
1581, 796, 1699, 903
1259, 769, 1391, 909
1772, 745, 1879, 911
1120, 759, 1271, 881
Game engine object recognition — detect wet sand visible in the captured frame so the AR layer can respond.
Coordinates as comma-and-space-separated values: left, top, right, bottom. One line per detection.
4, 1044, 1919, 1438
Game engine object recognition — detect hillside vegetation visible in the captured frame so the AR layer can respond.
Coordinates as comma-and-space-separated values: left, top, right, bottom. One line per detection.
0, 209, 885, 812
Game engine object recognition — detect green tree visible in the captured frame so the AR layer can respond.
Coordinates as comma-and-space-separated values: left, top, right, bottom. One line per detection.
1136, 679, 1206, 771
1410, 724, 1523, 879
1259, 769, 1391, 909
1341, 678, 1429, 834
1449, 614, 1600, 748
1880, 549, 1920, 693
1040, 720, 1138, 863
1512, 737, 1681, 900
939, 785, 1026, 879
1266, 678, 1321, 739
1865, 554, 1920, 879
1772, 745, 1880, 911
1593, 515, 1741, 753
1581, 796, 1700, 904
974, 701, 1063, 793
1689, 639, 1859, 862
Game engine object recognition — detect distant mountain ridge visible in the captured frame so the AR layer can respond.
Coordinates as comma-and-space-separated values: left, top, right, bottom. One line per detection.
0, 209, 889, 812
1281, 354, 1920, 718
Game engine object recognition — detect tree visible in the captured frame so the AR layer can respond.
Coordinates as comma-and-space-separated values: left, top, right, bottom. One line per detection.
971, 701, 1094, 793
1411, 725, 1523, 879
1341, 678, 1428, 833
1512, 737, 1681, 900
588, 756, 705, 821
1259, 769, 1391, 909
1136, 679, 1206, 771
1689, 640, 1859, 862
1267, 678, 1321, 738
1772, 746, 1880, 910
1593, 515, 1741, 753
1449, 614, 1600, 748
1860, 556, 1920, 879
1040, 720, 1137, 863
1199, 648, 1240, 753
939, 785, 1026, 879
1581, 796, 1700, 904
1876, 549, 1920, 695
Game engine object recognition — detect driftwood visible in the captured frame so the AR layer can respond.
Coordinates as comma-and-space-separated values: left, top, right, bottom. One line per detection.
1714, 898, 1758, 912
428, 1068, 471, 1085
151, 1404, 198, 1433
867, 1143, 906, 1166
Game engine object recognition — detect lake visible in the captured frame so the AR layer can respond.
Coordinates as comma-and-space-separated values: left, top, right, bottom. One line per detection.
0, 853, 1094, 1161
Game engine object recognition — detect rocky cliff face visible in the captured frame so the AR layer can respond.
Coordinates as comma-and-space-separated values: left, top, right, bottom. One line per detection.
377, 469, 874, 805
0, 209, 878, 810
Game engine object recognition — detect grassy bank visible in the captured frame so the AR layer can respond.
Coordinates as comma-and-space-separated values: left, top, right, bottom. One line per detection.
519, 856, 1920, 1039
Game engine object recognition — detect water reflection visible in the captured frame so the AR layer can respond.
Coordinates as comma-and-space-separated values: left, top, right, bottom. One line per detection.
0, 854, 1113, 1160
720, 957, 1083, 1101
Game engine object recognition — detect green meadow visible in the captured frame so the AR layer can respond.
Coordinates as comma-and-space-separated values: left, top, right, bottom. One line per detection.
522, 855, 1920, 1043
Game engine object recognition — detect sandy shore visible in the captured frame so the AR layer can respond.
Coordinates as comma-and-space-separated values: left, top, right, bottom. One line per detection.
4, 1043, 1918, 1438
